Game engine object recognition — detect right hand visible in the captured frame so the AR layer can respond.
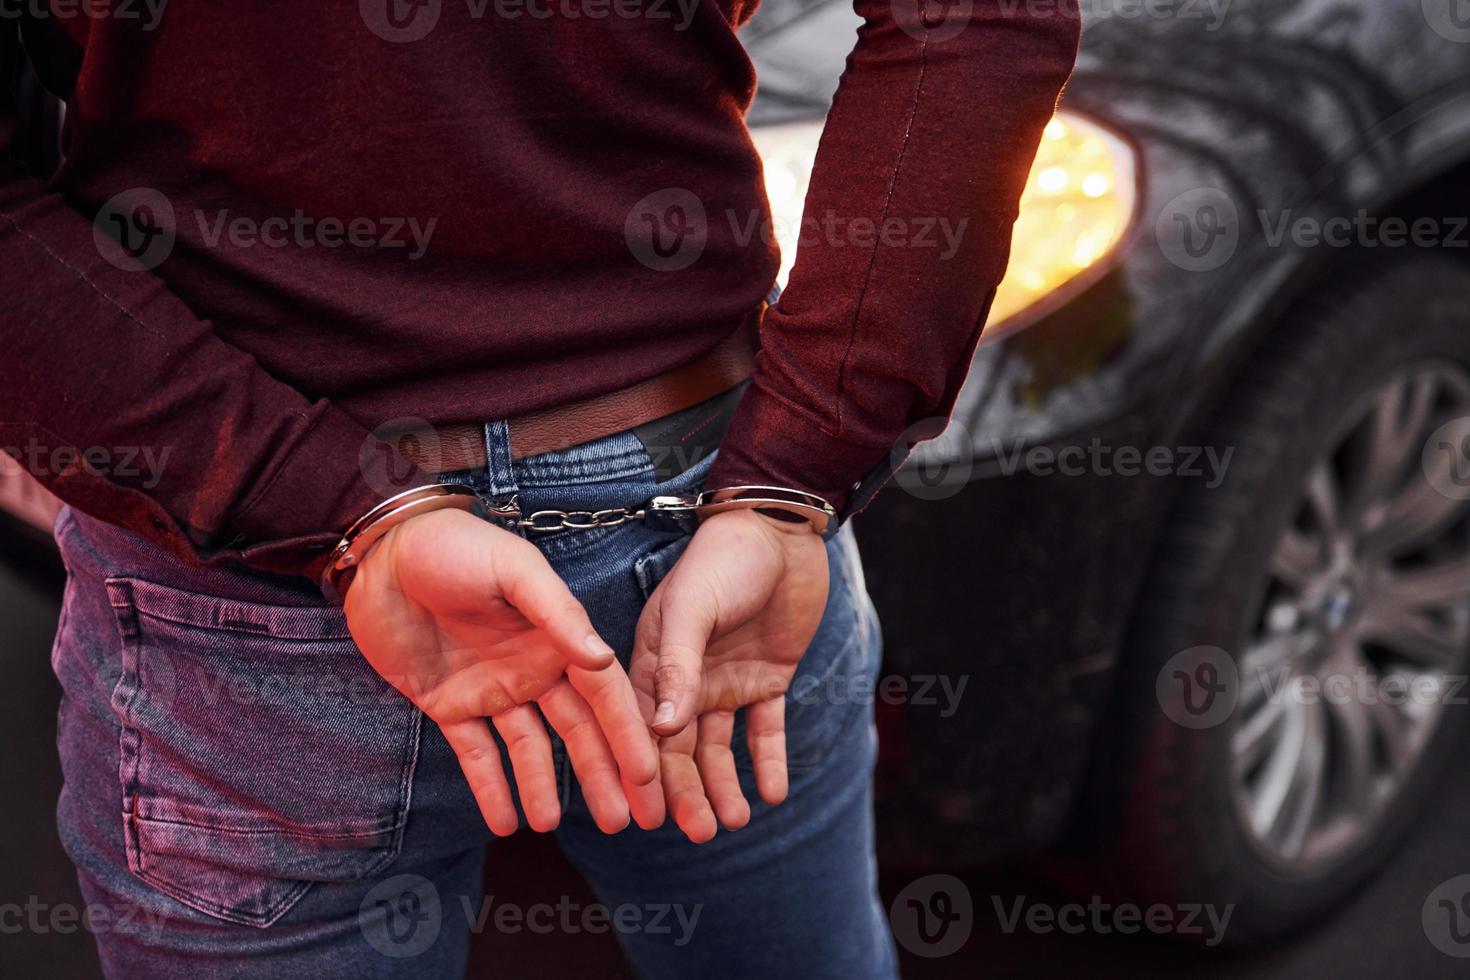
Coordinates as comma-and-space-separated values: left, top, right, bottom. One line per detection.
343, 508, 664, 836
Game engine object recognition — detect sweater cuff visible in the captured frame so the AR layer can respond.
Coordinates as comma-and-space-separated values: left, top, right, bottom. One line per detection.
229, 406, 429, 581
708, 383, 892, 515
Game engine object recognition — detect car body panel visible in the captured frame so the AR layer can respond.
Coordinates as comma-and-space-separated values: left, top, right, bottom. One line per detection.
741, 1, 1470, 862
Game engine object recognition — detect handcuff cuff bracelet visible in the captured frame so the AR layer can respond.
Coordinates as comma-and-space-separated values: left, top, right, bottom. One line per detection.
320, 483, 839, 601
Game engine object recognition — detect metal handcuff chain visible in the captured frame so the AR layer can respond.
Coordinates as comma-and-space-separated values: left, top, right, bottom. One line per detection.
484, 486, 837, 537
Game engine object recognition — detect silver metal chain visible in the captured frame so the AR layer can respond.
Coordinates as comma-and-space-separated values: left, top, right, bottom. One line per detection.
480, 487, 836, 537
483, 494, 697, 534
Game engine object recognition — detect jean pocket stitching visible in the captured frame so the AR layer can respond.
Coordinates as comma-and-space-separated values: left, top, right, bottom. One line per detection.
103, 576, 421, 928
130, 856, 312, 929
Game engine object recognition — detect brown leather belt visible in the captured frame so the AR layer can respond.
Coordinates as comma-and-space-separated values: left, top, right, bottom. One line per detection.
395, 306, 761, 475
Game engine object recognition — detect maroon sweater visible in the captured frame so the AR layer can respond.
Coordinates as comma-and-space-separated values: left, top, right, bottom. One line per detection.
1, 3, 1079, 580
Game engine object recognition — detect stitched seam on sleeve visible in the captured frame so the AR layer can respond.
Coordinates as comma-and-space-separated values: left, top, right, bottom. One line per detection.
831, 32, 931, 437
1, 211, 170, 345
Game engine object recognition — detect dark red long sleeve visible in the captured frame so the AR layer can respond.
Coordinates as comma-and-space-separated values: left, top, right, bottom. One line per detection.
0, 133, 416, 577
709, 2, 1081, 507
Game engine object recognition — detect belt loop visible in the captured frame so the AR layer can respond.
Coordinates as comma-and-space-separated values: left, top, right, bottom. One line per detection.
482, 420, 519, 502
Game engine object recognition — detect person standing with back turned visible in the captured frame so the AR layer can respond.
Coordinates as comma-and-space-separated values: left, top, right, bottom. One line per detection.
2, 2, 1080, 976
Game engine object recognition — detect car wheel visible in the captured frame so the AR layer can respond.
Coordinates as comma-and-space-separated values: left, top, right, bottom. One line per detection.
1081, 255, 1470, 945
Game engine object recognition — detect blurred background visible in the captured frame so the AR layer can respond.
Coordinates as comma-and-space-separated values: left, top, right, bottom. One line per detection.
8, 0, 1470, 975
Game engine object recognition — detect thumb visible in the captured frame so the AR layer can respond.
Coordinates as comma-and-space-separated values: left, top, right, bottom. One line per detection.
500, 538, 616, 671
648, 586, 715, 737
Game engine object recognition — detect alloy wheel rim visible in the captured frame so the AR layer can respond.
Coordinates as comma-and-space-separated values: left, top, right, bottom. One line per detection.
1230, 362, 1470, 870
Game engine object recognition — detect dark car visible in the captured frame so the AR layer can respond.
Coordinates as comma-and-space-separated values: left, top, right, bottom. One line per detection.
741, 0, 1470, 946
9, 0, 1470, 950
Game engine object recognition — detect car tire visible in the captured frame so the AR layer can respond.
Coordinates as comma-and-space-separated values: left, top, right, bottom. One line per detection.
1071, 254, 1470, 946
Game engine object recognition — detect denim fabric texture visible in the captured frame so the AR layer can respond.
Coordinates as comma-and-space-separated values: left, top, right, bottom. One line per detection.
51, 422, 897, 978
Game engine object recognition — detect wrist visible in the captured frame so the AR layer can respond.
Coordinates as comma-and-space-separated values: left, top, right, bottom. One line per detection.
694, 485, 838, 538
321, 483, 485, 602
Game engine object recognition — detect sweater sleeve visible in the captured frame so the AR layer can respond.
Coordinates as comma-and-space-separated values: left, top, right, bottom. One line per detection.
1, 33, 423, 582
709, 1, 1081, 509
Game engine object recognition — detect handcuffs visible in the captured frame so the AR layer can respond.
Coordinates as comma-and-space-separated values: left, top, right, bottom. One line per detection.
320, 483, 839, 602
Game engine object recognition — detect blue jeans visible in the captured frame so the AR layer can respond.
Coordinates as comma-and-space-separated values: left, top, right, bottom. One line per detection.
50, 423, 897, 978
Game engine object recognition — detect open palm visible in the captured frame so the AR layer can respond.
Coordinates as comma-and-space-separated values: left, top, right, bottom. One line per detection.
346, 508, 663, 836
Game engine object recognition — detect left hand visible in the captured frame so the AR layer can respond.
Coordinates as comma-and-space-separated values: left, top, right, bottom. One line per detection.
630, 508, 829, 843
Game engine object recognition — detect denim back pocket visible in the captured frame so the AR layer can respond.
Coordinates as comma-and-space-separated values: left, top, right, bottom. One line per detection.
104, 576, 422, 928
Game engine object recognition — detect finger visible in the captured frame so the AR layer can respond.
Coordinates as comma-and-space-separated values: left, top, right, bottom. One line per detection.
498, 539, 616, 672
569, 662, 659, 787
626, 763, 667, 831
747, 697, 789, 805
648, 588, 715, 738
660, 727, 717, 844
492, 704, 561, 832
441, 719, 520, 836
696, 711, 749, 831
539, 679, 630, 835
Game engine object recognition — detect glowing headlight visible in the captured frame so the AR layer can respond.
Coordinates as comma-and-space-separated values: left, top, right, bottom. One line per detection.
752, 110, 1139, 332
